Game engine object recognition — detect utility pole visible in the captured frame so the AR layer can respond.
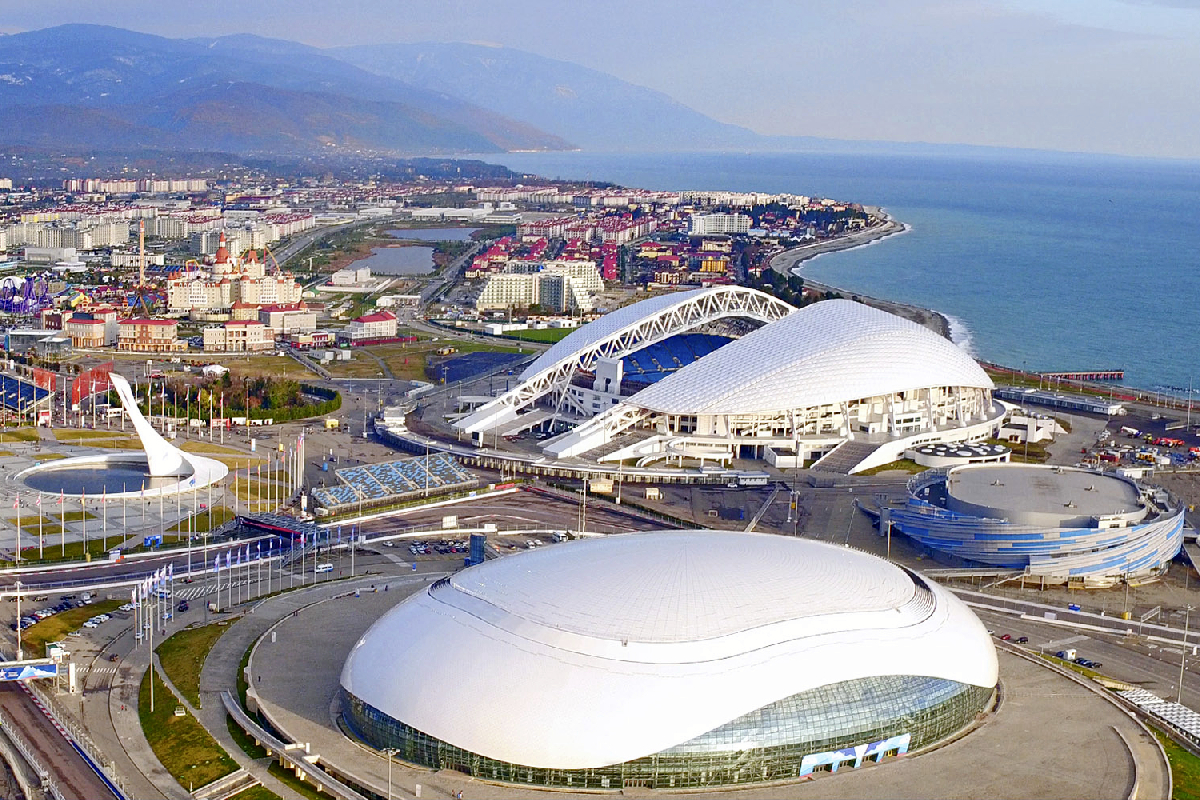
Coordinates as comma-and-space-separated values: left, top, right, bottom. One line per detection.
1181, 605, 1195, 705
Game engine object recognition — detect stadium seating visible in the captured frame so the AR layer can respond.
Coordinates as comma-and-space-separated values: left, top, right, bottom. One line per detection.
621, 334, 732, 384
0, 376, 50, 413
313, 452, 477, 509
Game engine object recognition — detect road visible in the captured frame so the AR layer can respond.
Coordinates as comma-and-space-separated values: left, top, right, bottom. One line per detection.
0, 682, 117, 800
972, 604, 1200, 702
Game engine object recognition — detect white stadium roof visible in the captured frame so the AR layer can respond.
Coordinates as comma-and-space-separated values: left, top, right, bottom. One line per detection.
520, 288, 712, 381
629, 299, 992, 415
342, 531, 997, 770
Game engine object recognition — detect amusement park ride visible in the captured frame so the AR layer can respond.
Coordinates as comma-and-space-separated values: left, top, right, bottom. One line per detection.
0, 275, 50, 315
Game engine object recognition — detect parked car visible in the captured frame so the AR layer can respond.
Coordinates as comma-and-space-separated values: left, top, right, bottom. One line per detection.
1016, 636, 1029, 644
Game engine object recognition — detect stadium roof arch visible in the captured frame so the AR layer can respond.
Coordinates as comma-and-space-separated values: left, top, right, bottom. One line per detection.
456, 286, 795, 434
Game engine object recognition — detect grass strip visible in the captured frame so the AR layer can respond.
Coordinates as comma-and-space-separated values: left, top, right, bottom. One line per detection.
1152, 727, 1200, 800
230, 786, 283, 800
168, 506, 236, 534
19, 599, 123, 658
139, 667, 238, 791
157, 620, 237, 707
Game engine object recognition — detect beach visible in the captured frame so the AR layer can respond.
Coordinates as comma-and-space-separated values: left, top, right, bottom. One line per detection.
767, 209, 950, 339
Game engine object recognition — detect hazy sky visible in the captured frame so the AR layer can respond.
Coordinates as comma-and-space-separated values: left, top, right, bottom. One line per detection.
2, 0, 1199, 158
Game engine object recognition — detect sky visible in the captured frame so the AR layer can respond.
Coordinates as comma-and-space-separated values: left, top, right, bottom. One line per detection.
1, 0, 1199, 158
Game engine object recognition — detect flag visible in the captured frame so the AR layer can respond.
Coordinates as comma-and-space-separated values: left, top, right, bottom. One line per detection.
11, 495, 16, 510
58, 490, 63, 505
34, 495, 40, 508
213, 554, 219, 572
225, 551, 231, 568
189, 477, 196, 487
167, 563, 173, 580
244, 544, 250, 562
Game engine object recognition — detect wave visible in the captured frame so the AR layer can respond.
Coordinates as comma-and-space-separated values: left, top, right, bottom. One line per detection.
944, 313, 974, 355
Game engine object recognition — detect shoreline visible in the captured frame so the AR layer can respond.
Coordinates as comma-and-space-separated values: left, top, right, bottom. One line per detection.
768, 209, 952, 340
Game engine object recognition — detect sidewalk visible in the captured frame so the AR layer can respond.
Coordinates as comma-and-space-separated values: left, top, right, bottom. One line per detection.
152, 652, 300, 800
198, 575, 399, 800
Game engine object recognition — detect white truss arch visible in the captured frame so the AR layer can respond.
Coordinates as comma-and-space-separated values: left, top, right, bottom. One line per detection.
457, 286, 796, 435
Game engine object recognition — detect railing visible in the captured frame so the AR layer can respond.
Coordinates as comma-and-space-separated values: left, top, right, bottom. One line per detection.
0, 707, 64, 800
23, 681, 126, 799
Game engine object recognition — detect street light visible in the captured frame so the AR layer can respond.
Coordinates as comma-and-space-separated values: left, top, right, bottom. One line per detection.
382, 748, 397, 800
1181, 605, 1195, 705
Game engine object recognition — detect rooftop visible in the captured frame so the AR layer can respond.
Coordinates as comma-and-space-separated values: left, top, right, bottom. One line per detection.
946, 464, 1142, 518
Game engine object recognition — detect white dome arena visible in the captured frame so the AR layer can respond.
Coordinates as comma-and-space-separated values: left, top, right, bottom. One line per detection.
340, 531, 998, 789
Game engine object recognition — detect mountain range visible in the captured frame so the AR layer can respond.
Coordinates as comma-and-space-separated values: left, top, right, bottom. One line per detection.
0, 24, 805, 159
0, 25, 570, 156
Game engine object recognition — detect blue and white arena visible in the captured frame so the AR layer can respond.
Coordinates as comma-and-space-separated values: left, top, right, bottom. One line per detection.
882, 463, 1184, 586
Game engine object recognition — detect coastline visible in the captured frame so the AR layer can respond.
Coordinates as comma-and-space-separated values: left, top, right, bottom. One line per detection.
768, 208, 952, 341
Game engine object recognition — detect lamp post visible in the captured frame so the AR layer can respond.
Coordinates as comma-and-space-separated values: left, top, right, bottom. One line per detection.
383, 748, 397, 800
1181, 605, 1195, 705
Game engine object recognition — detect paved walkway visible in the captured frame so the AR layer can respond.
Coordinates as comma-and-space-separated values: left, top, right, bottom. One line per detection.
199, 572, 425, 800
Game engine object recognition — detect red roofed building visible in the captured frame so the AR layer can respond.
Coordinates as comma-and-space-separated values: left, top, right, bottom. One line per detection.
347, 310, 398, 342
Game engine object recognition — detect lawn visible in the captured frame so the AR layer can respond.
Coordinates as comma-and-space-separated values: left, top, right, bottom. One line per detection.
31, 453, 67, 461
856, 459, 926, 476
16, 537, 117, 565
52, 429, 127, 441
1153, 727, 1200, 800
169, 506, 236, 534
20, 599, 123, 658
0, 428, 39, 442
60, 436, 144, 450
505, 327, 576, 343
181, 442, 249, 456
157, 620, 237, 707
226, 717, 320, 800
369, 339, 525, 382
986, 437, 1051, 464
139, 667, 238, 791
325, 358, 387, 379
230, 786, 282, 800
224, 356, 313, 381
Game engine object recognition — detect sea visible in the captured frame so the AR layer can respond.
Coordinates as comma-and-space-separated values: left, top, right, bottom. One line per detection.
478, 150, 1200, 395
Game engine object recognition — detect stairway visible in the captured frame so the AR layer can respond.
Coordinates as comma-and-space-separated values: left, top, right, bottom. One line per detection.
810, 439, 884, 475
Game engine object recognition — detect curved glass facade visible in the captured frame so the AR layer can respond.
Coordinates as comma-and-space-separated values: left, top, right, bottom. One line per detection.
340, 675, 993, 790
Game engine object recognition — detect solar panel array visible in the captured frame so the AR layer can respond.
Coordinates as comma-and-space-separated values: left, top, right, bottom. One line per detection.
312, 452, 476, 509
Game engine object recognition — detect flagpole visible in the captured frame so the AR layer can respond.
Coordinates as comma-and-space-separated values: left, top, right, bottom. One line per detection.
80, 492, 86, 559
61, 490, 66, 557
38, 497, 42, 559
15, 493, 20, 566
102, 489, 107, 552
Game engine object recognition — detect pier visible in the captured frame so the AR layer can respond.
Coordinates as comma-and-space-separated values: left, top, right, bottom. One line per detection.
1040, 369, 1125, 382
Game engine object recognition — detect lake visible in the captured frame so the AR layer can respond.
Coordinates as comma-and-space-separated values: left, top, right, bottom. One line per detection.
387, 228, 479, 242
355, 245, 436, 275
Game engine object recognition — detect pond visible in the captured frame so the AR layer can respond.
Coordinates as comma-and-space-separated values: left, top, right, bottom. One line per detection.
353, 245, 436, 275
386, 228, 479, 242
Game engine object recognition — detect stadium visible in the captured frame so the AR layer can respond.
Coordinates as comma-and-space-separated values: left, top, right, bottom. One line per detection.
882, 463, 1185, 585
455, 289, 1005, 475
339, 531, 998, 790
